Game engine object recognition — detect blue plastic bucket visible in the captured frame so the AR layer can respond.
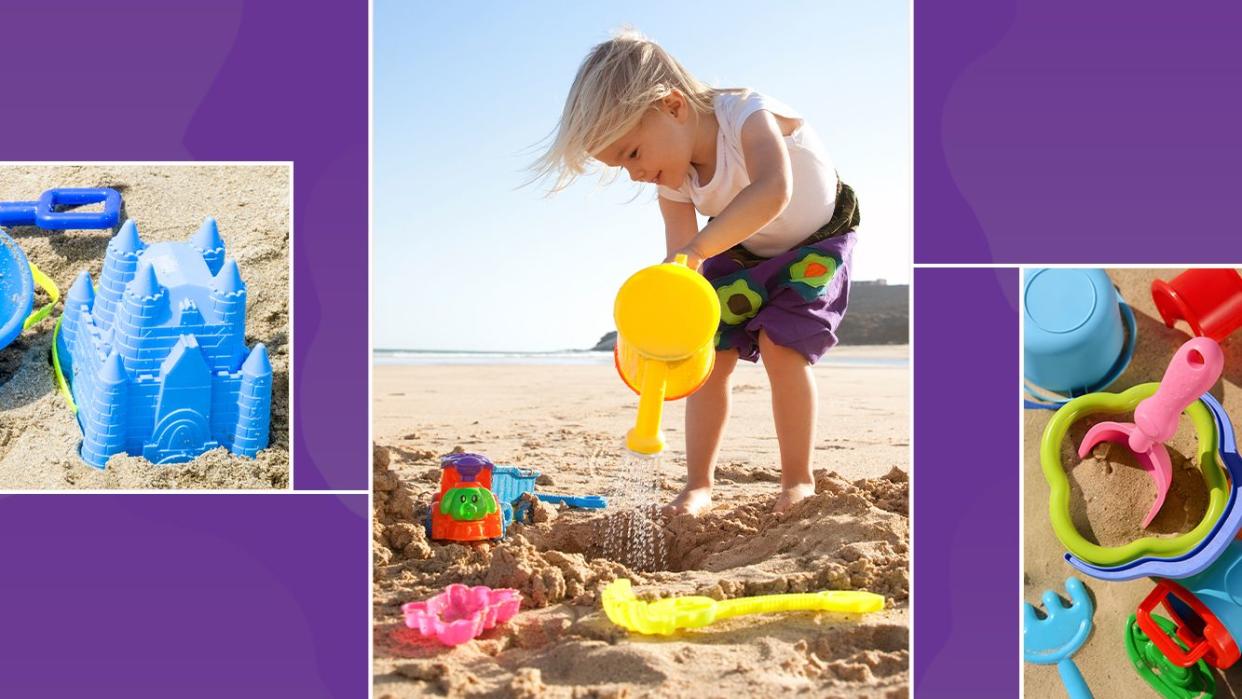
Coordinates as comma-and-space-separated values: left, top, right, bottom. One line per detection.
1024, 268, 1129, 394
0, 228, 33, 350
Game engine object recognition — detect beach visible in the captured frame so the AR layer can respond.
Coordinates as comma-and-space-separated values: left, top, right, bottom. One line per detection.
0, 165, 290, 489
1024, 269, 1242, 695
373, 345, 910, 697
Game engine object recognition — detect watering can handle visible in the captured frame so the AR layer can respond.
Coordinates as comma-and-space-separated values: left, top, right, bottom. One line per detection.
1056, 659, 1093, 699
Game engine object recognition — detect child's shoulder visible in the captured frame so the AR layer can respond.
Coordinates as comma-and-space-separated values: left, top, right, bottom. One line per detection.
714, 90, 803, 132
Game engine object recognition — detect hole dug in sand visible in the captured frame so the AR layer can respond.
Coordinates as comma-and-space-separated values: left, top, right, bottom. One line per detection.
374, 444, 909, 697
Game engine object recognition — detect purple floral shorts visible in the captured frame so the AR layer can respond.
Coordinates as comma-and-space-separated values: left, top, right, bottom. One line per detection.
701, 230, 856, 365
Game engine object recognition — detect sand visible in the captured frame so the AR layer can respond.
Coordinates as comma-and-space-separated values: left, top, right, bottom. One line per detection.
1024, 269, 1242, 696
373, 346, 910, 697
0, 165, 290, 489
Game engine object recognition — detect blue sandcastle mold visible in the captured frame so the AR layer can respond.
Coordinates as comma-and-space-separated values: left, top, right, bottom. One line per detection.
57, 218, 272, 469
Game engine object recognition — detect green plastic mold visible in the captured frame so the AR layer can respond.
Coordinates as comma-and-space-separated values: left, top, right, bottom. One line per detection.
1041, 383, 1228, 567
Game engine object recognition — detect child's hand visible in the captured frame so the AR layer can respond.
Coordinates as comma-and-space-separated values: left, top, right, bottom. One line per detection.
663, 245, 705, 271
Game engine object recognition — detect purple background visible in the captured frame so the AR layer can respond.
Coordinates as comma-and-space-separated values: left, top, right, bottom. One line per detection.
0, 0, 367, 490
0, 495, 367, 696
914, 268, 1019, 695
917, 0, 1242, 264
0, 1, 369, 696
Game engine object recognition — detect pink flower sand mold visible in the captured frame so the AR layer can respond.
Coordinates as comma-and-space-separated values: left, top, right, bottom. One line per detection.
401, 584, 522, 646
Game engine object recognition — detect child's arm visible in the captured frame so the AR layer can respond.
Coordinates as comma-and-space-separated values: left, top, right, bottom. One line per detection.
670, 112, 793, 267
660, 196, 699, 261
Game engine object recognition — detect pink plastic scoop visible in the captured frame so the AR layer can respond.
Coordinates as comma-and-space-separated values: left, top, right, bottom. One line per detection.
1078, 337, 1224, 528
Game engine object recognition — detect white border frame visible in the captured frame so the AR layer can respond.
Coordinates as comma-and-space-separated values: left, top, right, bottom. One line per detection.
0, 160, 296, 494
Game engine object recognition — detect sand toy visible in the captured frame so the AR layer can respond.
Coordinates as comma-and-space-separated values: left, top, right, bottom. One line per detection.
0, 229, 60, 351
1068, 392, 1242, 582
0, 229, 35, 350
1023, 268, 1136, 409
0, 187, 121, 230
431, 454, 505, 541
1042, 384, 1228, 568
57, 219, 272, 468
1078, 338, 1223, 527
601, 578, 883, 636
401, 584, 521, 646
1137, 541, 1242, 671
511, 492, 607, 526
429, 454, 608, 541
491, 464, 541, 530
1153, 269, 1242, 343
532, 493, 606, 509
614, 254, 720, 455
1023, 577, 1094, 699
1125, 613, 1216, 699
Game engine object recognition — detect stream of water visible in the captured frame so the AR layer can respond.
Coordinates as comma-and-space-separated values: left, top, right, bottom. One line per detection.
601, 449, 668, 572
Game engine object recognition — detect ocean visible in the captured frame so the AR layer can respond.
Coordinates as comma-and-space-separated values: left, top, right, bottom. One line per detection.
373, 349, 909, 367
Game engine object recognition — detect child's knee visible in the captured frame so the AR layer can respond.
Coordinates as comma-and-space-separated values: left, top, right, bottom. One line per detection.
757, 331, 810, 370
709, 349, 740, 382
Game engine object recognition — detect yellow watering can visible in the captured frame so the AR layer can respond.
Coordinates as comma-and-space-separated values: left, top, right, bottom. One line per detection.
613, 254, 721, 455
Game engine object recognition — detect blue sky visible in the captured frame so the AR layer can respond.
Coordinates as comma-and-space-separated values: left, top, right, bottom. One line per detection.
374, 1, 909, 351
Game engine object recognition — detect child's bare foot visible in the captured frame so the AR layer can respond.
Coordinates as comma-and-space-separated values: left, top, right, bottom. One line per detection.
773, 483, 816, 514
663, 486, 713, 516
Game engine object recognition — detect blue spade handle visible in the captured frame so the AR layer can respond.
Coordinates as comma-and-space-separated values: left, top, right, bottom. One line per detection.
537, 493, 607, 509
1057, 658, 1092, 699
0, 188, 121, 230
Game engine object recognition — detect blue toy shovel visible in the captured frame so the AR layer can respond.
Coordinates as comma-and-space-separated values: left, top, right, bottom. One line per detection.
0, 188, 121, 230
535, 493, 607, 509
1024, 578, 1094, 699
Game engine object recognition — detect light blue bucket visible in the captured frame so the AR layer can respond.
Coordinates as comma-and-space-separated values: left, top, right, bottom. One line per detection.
0, 228, 34, 350
1024, 268, 1134, 397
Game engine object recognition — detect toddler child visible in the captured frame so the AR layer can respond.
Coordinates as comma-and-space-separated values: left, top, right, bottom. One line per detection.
534, 28, 860, 516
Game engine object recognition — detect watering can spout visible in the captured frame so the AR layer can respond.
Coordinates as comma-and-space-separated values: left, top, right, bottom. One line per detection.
625, 358, 668, 455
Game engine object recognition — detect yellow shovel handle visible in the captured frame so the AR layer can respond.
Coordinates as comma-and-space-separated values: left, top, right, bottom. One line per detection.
22, 261, 59, 330
714, 591, 886, 619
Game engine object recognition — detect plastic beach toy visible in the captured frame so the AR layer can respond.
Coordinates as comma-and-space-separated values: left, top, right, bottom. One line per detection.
401, 584, 521, 646
534, 493, 607, 509
1042, 383, 1228, 568
1153, 269, 1242, 343
601, 578, 883, 636
430, 454, 505, 541
57, 219, 272, 468
1078, 338, 1224, 527
427, 455, 609, 542
1125, 613, 1217, 699
1024, 269, 1137, 411
1067, 392, 1242, 581
0, 188, 121, 230
614, 254, 721, 455
0, 229, 60, 351
1024, 578, 1094, 699
0, 229, 34, 350
1137, 541, 1242, 671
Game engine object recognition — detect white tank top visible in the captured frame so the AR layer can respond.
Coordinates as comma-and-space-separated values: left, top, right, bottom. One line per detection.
657, 90, 838, 257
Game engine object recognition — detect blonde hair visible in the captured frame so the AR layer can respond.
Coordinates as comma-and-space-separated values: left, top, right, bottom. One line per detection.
530, 27, 717, 193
